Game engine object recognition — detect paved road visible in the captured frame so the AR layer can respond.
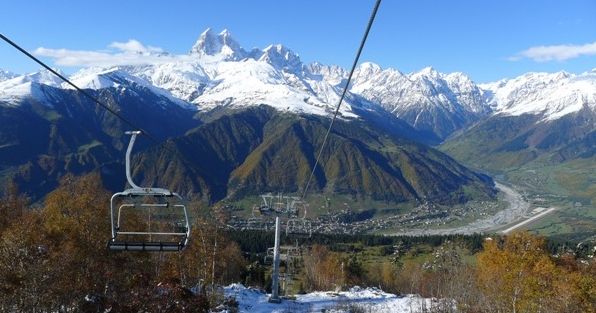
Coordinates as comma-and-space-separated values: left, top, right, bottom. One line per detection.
392, 182, 535, 236
500, 207, 557, 234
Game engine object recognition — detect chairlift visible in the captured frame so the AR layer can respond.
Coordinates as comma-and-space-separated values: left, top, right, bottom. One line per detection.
285, 218, 313, 238
108, 131, 191, 252
246, 217, 267, 231
263, 247, 275, 265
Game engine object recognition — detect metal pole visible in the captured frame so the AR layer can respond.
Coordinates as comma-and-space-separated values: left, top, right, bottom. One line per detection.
269, 217, 281, 303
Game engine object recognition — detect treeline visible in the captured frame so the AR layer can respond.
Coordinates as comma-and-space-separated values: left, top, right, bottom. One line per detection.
226, 227, 585, 257
227, 229, 487, 254
0, 174, 244, 313
290, 233, 595, 313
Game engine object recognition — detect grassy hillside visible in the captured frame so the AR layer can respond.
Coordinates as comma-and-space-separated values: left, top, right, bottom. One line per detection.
440, 110, 595, 241
134, 106, 496, 205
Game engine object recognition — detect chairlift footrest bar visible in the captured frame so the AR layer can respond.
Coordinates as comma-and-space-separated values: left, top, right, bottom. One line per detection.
107, 240, 185, 252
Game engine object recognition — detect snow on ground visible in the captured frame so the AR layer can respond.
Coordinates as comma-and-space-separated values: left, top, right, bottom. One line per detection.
223, 284, 434, 313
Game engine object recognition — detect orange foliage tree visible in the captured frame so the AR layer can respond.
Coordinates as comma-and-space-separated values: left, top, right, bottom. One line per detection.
477, 231, 595, 313
0, 174, 246, 312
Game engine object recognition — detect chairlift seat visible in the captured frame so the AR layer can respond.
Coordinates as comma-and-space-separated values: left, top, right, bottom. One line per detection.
107, 131, 190, 252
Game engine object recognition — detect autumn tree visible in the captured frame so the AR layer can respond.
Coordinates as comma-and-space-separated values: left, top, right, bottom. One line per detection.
0, 211, 47, 311
476, 232, 578, 313
162, 218, 245, 289
0, 173, 247, 311
0, 181, 28, 232
365, 261, 400, 293
302, 244, 344, 291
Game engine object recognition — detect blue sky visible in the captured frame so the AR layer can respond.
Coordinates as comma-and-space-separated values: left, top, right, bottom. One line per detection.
1, 0, 594, 82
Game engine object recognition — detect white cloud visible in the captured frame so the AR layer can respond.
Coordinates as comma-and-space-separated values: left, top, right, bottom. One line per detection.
34, 40, 190, 67
108, 40, 164, 54
510, 41, 596, 62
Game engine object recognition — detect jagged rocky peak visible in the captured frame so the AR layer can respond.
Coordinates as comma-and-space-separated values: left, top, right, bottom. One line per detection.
190, 28, 217, 54
357, 62, 383, 76
358, 61, 382, 71
445, 72, 473, 84
258, 44, 302, 70
306, 62, 347, 77
304, 62, 348, 86
190, 28, 246, 59
445, 72, 482, 94
0, 69, 18, 82
411, 66, 441, 80
354, 62, 406, 83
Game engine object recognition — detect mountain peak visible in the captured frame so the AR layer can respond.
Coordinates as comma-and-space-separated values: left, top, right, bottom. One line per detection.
0, 69, 18, 82
358, 62, 382, 73
191, 28, 215, 54
219, 28, 232, 37
27, 69, 65, 87
190, 28, 245, 59
419, 66, 439, 76
408, 66, 441, 81
259, 44, 301, 70
445, 72, 475, 85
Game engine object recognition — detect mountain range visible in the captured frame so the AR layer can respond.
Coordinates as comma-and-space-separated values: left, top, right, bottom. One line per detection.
0, 28, 593, 206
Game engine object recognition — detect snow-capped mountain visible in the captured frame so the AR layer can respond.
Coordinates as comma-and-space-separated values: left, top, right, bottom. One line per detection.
350, 64, 490, 139
481, 70, 596, 121
443, 70, 595, 172
121, 29, 360, 118
0, 69, 17, 82
1, 28, 592, 205
1, 28, 594, 140
0, 69, 65, 104
305, 62, 348, 87
190, 28, 247, 60
67, 67, 193, 109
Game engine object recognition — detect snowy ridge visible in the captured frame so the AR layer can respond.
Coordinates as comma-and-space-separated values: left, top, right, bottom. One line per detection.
0, 69, 65, 105
480, 70, 596, 120
351, 64, 489, 117
224, 284, 434, 313
119, 29, 359, 117
1, 28, 593, 124
67, 67, 195, 109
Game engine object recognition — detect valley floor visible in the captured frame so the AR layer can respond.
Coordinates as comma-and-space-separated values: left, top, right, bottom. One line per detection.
392, 182, 538, 235
223, 284, 435, 313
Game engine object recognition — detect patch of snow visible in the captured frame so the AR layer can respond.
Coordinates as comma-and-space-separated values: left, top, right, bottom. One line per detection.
223, 284, 434, 313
